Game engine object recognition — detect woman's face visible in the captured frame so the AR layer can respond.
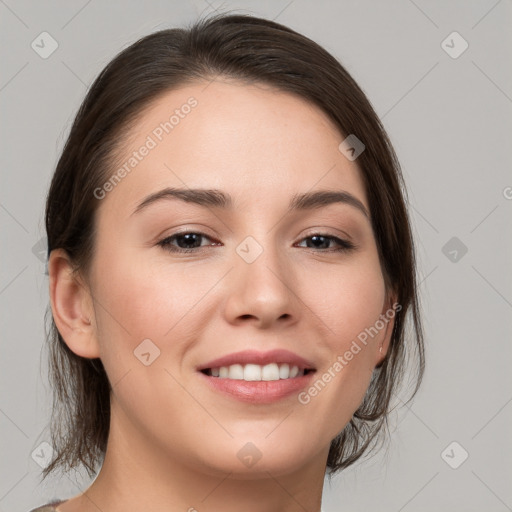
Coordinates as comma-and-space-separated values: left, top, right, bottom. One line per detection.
82, 78, 394, 477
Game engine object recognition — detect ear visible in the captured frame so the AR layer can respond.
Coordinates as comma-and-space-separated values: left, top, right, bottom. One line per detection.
48, 248, 100, 359
374, 293, 399, 368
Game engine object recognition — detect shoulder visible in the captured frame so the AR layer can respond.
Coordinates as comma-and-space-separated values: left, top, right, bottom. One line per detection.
29, 500, 66, 512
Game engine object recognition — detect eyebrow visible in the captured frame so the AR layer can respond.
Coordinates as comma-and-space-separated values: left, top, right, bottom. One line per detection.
131, 187, 370, 219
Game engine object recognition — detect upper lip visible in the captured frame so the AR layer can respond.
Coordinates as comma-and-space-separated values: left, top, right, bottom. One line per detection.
197, 349, 316, 371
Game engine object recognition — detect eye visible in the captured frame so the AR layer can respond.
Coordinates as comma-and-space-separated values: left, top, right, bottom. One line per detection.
157, 232, 221, 253
295, 233, 356, 252
157, 231, 356, 254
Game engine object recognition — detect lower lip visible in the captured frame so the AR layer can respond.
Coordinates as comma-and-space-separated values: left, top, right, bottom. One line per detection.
198, 371, 316, 404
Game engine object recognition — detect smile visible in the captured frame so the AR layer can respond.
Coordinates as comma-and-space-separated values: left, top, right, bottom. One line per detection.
202, 363, 313, 381
197, 349, 317, 403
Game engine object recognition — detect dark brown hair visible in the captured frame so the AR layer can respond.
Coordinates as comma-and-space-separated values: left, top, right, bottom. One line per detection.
43, 12, 424, 479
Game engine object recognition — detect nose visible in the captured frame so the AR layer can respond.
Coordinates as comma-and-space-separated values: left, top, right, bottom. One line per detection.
222, 241, 299, 330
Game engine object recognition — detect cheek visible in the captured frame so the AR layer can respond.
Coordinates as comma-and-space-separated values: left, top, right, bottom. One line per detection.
296, 258, 387, 435
90, 245, 223, 373
306, 256, 387, 348
325, 261, 387, 381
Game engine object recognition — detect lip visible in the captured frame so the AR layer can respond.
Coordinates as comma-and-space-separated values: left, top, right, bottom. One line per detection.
198, 371, 316, 404
197, 349, 316, 371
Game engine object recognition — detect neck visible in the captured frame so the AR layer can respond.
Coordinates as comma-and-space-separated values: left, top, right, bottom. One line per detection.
72, 401, 327, 512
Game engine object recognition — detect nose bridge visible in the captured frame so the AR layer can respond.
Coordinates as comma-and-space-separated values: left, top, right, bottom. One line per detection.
224, 233, 297, 327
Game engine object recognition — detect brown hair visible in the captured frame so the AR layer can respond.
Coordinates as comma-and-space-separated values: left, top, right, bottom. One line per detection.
43, 12, 424, 479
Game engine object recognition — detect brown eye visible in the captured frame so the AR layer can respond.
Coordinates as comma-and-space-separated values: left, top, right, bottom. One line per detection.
296, 234, 356, 252
157, 232, 220, 253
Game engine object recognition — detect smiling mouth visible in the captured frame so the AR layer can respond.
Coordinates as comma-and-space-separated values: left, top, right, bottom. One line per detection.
201, 363, 316, 381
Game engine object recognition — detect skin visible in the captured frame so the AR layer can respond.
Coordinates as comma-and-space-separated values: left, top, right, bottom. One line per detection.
49, 78, 395, 512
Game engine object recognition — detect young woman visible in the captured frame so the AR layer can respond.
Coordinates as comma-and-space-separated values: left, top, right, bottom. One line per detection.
32, 12, 424, 512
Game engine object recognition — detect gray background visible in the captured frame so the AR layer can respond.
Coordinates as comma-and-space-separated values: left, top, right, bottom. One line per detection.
1, 1, 511, 511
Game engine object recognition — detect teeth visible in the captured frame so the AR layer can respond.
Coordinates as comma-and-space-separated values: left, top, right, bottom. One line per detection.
244, 364, 261, 381
207, 363, 306, 381
229, 364, 244, 380
261, 363, 280, 381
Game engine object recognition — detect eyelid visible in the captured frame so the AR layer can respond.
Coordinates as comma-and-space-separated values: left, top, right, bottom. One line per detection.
299, 226, 355, 244
154, 224, 219, 242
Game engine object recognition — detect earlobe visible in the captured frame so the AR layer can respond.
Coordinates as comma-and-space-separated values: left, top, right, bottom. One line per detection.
48, 248, 100, 359
375, 295, 398, 367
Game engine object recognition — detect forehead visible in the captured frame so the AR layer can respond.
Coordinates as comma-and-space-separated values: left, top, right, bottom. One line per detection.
100, 78, 369, 218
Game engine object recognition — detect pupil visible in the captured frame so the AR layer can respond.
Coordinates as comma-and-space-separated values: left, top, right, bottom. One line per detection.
309, 235, 328, 249
179, 233, 200, 248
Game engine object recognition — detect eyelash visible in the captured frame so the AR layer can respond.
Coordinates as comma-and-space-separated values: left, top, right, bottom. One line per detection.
156, 231, 356, 254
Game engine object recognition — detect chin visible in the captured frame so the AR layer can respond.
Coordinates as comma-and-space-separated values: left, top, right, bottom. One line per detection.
190, 435, 321, 479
